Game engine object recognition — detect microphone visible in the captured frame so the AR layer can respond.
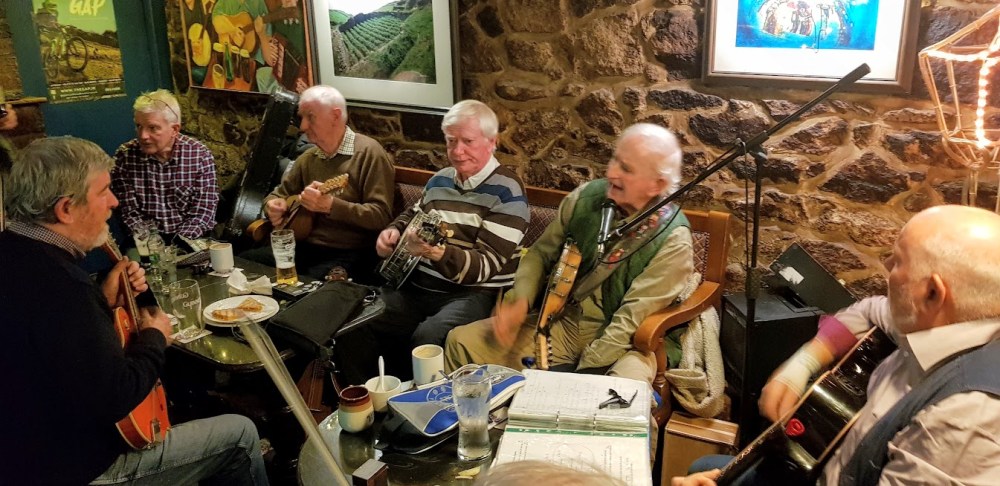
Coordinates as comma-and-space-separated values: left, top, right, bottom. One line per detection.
596, 200, 616, 257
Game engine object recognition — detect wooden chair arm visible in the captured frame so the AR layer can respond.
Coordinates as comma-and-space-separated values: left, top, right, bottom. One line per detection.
634, 281, 722, 427
634, 282, 721, 352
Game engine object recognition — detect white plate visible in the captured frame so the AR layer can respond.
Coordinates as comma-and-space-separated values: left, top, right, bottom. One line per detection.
203, 296, 280, 327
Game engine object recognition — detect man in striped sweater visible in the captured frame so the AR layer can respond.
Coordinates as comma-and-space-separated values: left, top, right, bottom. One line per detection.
334, 100, 529, 385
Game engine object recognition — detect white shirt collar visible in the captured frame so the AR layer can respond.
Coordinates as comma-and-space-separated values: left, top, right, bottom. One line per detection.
457, 156, 499, 190
903, 318, 1000, 372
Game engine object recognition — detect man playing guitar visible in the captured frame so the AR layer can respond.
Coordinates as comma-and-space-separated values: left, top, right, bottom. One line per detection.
674, 205, 1000, 485
0, 137, 268, 485
444, 123, 694, 386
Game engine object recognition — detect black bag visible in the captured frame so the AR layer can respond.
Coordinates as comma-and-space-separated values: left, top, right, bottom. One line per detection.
268, 281, 384, 362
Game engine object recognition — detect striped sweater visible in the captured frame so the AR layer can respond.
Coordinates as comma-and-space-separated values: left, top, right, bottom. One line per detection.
389, 163, 529, 292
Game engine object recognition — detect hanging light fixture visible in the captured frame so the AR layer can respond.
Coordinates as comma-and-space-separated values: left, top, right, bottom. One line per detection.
918, 5, 1000, 210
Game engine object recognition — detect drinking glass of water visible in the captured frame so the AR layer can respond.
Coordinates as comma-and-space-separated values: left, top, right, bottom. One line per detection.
168, 279, 203, 340
452, 364, 491, 461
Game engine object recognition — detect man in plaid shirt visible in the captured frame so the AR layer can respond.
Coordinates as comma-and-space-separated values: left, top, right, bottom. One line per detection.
112, 89, 218, 241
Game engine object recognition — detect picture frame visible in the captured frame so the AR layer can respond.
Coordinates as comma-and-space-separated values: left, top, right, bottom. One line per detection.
310, 0, 460, 112
703, 1, 922, 93
180, 0, 316, 94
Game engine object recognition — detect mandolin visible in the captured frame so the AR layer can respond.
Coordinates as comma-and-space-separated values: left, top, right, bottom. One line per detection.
101, 240, 171, 449
532, 240, 581, 370
247, 174, 349, 242
716, 327, 895, 485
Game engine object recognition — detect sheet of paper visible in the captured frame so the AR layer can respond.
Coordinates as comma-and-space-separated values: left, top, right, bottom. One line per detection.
494, 427, 653, 486
508, 370, 650, 430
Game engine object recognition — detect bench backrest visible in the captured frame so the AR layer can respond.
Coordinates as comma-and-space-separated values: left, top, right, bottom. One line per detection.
391, 167, 723, 280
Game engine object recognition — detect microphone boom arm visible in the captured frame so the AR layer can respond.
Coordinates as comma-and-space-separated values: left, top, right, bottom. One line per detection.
609, 63, 870, 240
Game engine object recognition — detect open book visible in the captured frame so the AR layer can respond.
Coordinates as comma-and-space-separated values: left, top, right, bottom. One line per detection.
493, 370, 653, 486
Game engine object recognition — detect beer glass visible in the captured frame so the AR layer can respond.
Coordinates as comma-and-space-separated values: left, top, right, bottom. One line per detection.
270, 229, 298, 285
168, 279, 203, 340
452, 365, 491, 461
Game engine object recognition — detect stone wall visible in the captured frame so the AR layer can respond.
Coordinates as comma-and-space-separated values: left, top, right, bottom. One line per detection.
163, 0, 999, 297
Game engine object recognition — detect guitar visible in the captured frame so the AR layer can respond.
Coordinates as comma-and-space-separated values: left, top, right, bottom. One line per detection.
378, 210, 453, 289
212, 7, 301, 53
533, 240, 581, 370
101, 240, 171, 449
716, 327, 896, 485
247, 174, 350, 242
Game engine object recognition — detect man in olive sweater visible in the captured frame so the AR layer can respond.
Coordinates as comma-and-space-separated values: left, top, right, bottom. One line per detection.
0, 137, 267, 485
445, 123, 694, 385
254, 85, 394, 282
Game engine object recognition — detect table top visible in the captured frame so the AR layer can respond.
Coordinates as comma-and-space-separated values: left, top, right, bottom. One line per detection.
299, 413, 502, 486
166, 257, 305, 373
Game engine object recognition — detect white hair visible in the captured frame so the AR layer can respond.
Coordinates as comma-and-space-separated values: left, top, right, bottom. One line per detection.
617, 123, 682, 195
442, 99, 498, 138
134, 89, 181, 125
299, 85, 348, 121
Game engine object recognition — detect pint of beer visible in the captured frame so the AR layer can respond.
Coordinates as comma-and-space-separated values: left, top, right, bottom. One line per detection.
271, 229, 298, 285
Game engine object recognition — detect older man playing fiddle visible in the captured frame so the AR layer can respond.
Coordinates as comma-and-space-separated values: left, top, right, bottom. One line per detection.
445, 123, 694, 384
674, 205, 1000, 485
334, 99, 529, 385
112, 89, 219, 241
252, 85, 394, 281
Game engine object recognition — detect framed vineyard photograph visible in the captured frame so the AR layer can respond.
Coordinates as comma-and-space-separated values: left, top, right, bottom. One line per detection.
703, 0, 921, 93
311, 0, 460, 111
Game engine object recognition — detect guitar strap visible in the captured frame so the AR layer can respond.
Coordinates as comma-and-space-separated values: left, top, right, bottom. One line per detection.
569, 203, 680, 308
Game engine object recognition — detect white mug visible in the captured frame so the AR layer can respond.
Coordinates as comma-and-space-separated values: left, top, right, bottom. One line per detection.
411, 344, 445, 386
364, 375, 403, 413
209, 242, 234, 274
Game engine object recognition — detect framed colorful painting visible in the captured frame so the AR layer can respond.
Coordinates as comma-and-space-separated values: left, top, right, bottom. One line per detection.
180, 0, 316, 94
311, 0, 460, 111
703, 0, 922, 93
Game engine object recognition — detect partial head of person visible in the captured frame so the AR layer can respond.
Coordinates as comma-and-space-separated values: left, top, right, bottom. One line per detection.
5, 136, 117, 252
475, 460, 626, 486
441, 99, 498, 182
133, 89, 182, 162
606, 123, 682, 215
884, 205, 1000, 335
297, 85, 348, 155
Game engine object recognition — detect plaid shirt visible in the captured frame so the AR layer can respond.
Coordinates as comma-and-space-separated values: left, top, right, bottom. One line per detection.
112, 134, 219, 238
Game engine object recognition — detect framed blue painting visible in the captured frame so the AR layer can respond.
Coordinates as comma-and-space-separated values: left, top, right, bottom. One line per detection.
704, 0, 921, 93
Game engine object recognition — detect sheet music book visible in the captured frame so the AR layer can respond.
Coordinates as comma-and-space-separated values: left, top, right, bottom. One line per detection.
493, 370, 653, 486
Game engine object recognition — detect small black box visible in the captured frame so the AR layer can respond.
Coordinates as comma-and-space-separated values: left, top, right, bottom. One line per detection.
721, 292, 822, 446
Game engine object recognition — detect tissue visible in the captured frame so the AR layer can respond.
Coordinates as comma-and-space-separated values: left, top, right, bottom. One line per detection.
226, 269, 273, 296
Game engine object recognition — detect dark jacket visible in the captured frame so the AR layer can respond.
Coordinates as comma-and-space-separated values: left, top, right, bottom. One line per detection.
0, 231, 166, 485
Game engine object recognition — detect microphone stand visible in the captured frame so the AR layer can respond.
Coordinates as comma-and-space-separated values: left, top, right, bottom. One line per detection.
607, 63, 870, 341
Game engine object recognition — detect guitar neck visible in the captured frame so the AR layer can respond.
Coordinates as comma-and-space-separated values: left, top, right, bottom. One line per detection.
101, 240, 140, 320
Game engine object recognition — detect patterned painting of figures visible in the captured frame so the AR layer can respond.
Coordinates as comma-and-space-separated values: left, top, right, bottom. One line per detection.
180, 0, 315, 94
327, 0, 436, 84
736, 0, 879, 51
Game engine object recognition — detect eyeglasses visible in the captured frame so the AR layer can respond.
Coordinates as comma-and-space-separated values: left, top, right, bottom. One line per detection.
137, 95, 179, 122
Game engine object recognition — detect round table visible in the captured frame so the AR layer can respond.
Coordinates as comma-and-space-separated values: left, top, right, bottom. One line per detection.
298, 412, 502, 485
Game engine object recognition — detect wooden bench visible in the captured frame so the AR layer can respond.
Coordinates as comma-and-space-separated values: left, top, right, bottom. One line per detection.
392, 167, 733, 426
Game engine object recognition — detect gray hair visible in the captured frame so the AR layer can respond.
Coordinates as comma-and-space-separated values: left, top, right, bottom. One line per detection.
442, 100, 498, 139
907, 207, 1000, 322
4, 137, 114, 224
299, 85, 348, 121
134, 89, 181, 125
475, 460, 626, 486
618, 123, 683, 195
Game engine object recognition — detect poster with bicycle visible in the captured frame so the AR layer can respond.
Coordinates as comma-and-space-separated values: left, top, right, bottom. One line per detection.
31, 0, 125, 104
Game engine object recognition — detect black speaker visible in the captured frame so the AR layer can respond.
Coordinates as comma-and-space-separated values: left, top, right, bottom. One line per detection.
721, 292, 822, 447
